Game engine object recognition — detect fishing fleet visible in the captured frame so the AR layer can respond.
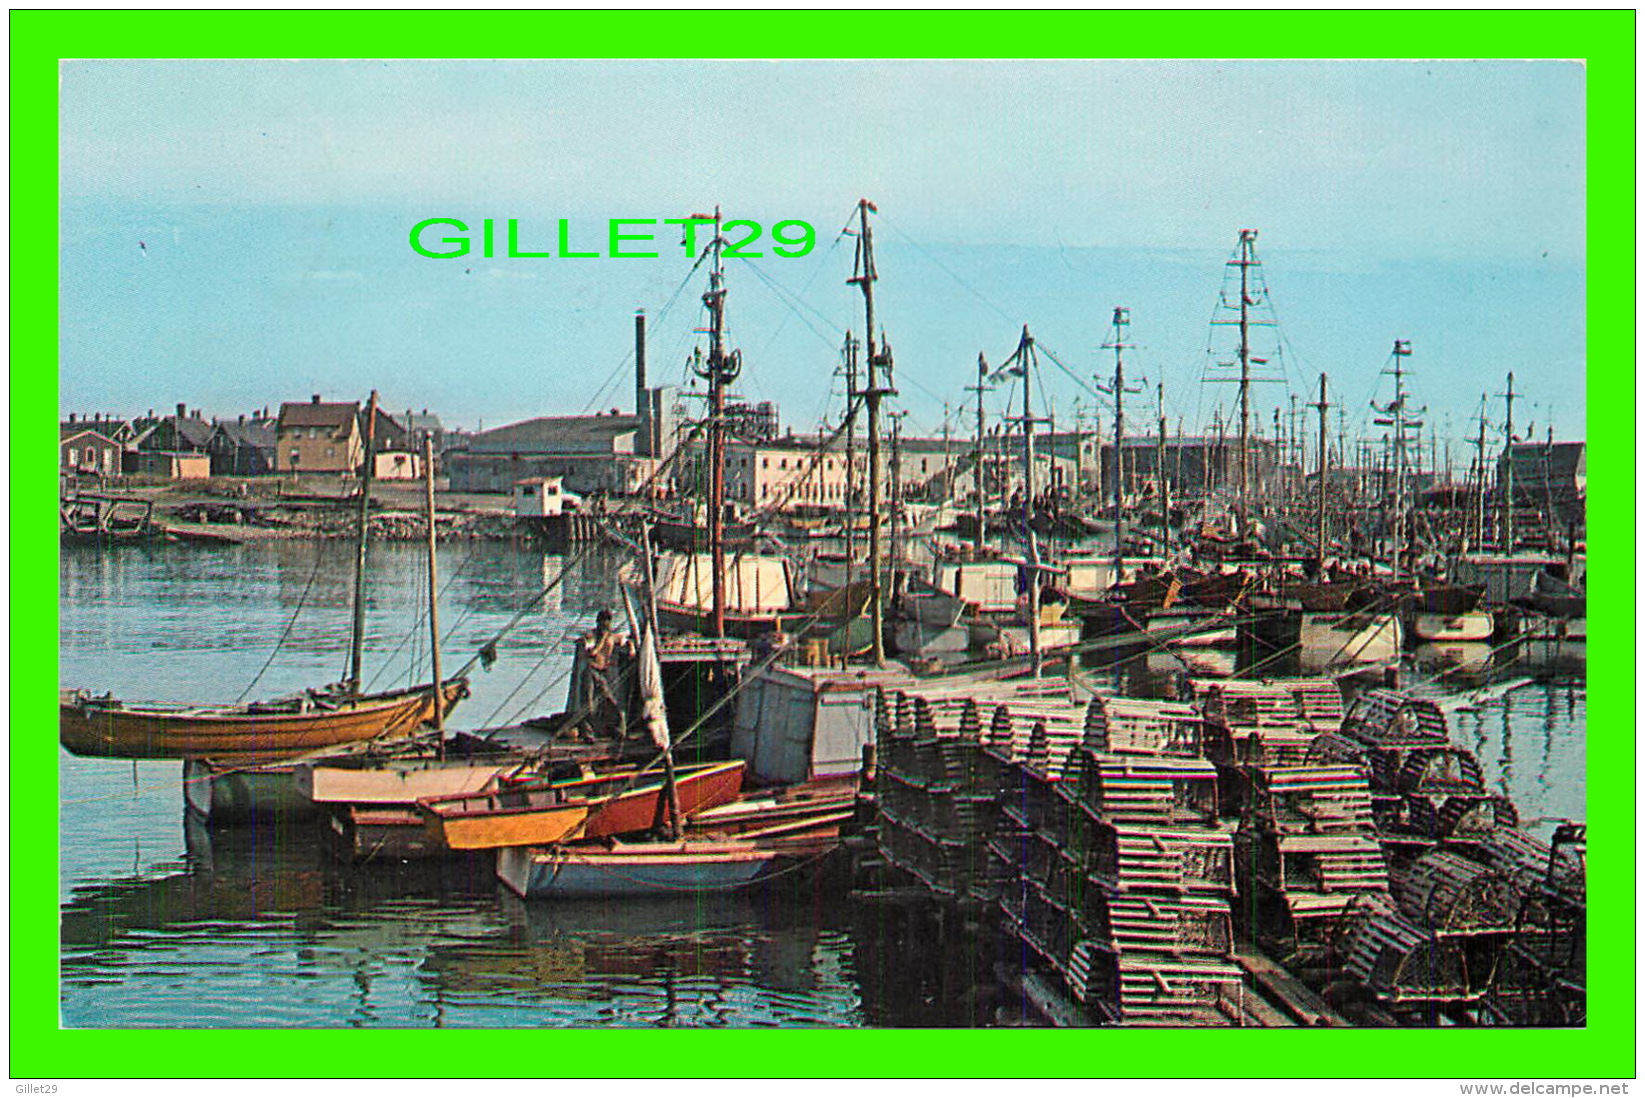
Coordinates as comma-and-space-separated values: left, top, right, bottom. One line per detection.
61, 203, 1586, 1028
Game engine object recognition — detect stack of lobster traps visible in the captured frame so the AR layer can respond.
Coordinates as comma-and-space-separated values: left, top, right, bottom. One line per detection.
1316, 689, 1519, 845
871, 677, 1085, 904
1190, 677, 1347, 815
1481, 823, 1586, 1026
1319, 688, 1586, 1024
993, 694, 1248, 1025
1187, 678, 1391, 963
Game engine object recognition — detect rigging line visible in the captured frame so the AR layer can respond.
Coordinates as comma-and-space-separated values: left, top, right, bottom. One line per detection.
476, 643, 561, 729
581, 245, 715, 416
749, 228, 850, 361
235, 539, 326, 703
497, 663, 579, 732
446, 419, 713, 679
877, 213, 1018, 327
1034, 341, 1110, 405
733, 255, 844, 352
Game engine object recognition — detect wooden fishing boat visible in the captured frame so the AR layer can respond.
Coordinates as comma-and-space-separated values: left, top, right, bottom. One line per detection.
418, 759, 747, 852
1524, 569, 1586, 619
495, 807, 846, 900
61, 392, 470, 764
59, 679, 469, 762
645, 551, 810, 639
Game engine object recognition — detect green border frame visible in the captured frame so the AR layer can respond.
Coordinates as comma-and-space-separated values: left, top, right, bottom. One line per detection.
13, 10, 1634, 1079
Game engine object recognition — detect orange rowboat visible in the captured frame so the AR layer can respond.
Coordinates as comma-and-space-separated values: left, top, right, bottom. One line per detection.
418, 759, 746, 852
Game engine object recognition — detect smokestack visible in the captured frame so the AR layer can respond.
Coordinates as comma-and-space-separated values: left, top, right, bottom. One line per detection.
634, 310, 647, 415
635, 309, 650, 456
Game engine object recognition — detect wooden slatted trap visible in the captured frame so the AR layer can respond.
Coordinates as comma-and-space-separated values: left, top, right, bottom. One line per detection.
1392, 849, 1523, 935
1342, 906, 1476, 1005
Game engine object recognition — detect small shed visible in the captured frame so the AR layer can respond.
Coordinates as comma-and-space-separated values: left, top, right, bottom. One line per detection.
513, 476, 566, 518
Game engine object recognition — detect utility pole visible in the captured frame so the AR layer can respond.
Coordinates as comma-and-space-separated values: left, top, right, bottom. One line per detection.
968, 353, 989, 555
1097, 307, 1144, 582
849, 199, 895, 665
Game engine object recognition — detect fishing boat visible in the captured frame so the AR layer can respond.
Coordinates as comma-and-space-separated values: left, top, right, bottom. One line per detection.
1405, 584, 1493, 643
495, 796, 848, 900
60, 392, 468, 762
646, 550, 809, 639
417, 759, 747, 852
496, 830, 841, 900
60, 679, 468, 762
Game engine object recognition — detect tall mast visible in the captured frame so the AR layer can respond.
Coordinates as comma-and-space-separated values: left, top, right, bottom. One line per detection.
691, 207, 740, 637
1098, 307, 1142, 581
1500, 371, 1518, 552
346, 389, 379, 692
1234, 230, 1256, 531
1013, 326, 1044, 676
1072, 402, 1085, 498
1311, 374, 1330, 569
1471, 394, 1489, 549
423, 433, 444, 736
1156, 383, 1169, 557
1374, 339, 1419, 579
969, 353, 989, 555
843, 333, 860, 593
849, 199, 894, 666
941, 402, 952, 509
889, 409, 906, 586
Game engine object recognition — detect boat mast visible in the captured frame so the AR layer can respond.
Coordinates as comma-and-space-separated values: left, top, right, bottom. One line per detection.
968, 353, 989, 555
1471, 394, 1489, 550
423, 433, 444, 736
1234, 230, 1256, 534
843, 333, 860, 594
889, 409, 906, 590
1500, 371, 1518, 552
693, 208, 740, 638
1373, 339, 1418, 580
849, 199, 894, 666
1015, 326, 1044, 676
1156, 383, 1170, 558
346, 389, 379, 692
1098, 307, 1142, 582
1311, 374, 1330, 569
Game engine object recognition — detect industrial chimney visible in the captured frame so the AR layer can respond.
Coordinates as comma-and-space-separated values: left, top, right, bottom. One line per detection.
635, 309, 649, 456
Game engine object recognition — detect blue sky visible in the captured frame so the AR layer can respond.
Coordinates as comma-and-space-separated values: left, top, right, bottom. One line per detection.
60, 59, 1586, 451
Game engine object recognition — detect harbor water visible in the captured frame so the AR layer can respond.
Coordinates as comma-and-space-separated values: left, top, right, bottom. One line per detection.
58, 541, 1586, 1027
